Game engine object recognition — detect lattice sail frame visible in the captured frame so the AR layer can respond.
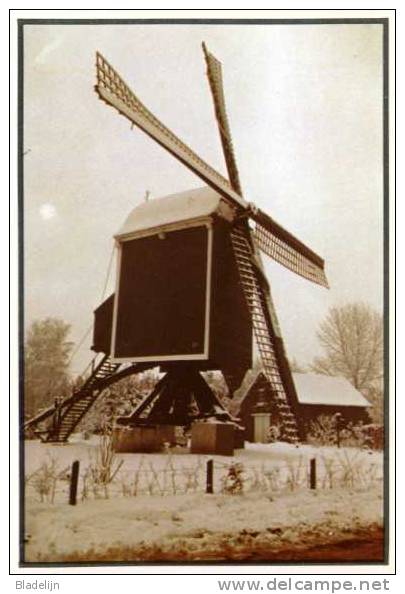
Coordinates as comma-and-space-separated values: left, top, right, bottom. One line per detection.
253, 222, 328, 288
95, 51, 328, 289
202, 43, 243, 196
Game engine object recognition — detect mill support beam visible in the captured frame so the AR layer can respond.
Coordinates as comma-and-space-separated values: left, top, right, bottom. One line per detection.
116, 367, 238, 428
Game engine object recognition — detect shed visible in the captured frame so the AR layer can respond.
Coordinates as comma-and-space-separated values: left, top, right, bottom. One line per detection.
236, 371, 371, 442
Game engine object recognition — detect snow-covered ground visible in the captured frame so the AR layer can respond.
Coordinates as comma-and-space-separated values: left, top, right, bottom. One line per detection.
24, 486, 383, 562
25, 435, 383, 499
23, 437, 384, 562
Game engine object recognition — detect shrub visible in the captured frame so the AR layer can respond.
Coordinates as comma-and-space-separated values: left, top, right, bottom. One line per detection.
266, 425, 281, 443
86, 427, 124, 498
307, 415, 337, 446
221, 463, 245, 495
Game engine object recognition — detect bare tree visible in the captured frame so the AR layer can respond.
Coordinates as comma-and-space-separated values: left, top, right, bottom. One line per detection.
311, 302, 383, 394
289, 358, 307, 373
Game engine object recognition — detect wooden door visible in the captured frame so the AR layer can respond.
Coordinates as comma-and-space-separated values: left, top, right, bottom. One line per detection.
253, 413, 270, 443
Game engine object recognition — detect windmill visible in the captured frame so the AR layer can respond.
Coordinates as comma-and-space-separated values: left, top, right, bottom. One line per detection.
24, 44, 328, 445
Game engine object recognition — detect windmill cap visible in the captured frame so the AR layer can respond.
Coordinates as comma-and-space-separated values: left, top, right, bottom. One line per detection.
115, 186, 229, 239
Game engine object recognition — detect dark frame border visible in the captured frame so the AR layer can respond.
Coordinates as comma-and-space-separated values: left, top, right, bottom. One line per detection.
13, 13, 393, 574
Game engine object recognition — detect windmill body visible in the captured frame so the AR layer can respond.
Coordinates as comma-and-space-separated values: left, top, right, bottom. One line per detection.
93, 186, 252, 392
25, 45, 328, 446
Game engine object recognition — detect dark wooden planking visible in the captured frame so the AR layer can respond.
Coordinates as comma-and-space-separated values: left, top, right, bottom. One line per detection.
93, 219, 252, 379
92, 293, 114, 354
114, 226, 208, 359
209, 219, 252, 384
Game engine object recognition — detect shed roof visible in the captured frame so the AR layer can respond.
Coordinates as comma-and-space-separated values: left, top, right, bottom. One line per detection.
292, 373, 371, 407
116, 186, 223, 239
237, 371, 370, 409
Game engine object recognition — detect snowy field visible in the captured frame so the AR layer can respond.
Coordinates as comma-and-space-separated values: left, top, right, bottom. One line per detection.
23, 436, 384, 563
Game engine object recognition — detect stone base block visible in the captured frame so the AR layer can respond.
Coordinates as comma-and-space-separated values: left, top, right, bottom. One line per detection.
157, 425, 177, 445
234, 428, 245, 449
190, 422, 234, 456
113, 425, 176, 453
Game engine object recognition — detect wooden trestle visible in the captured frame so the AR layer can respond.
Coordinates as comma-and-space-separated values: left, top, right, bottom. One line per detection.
116, 366, 237, 428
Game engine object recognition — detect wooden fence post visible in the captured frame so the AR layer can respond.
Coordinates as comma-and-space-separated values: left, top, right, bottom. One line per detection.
206, 459, 214, 494
310, 457, 317, 490
69, 460, 80, 505
336, 413, 342, 448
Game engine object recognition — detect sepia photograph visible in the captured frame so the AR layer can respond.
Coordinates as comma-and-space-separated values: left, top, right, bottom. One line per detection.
17, 15, 390, 567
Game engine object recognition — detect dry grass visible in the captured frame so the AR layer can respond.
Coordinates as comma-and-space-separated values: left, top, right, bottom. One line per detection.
82, 431, 124, 499
26, 446, 382, 503
25, 455, 70, 503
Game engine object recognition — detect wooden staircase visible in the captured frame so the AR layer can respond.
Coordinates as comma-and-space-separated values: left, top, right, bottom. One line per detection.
230, 225, 301, 443
24, 355, 123, 443
48, 356, 121, 442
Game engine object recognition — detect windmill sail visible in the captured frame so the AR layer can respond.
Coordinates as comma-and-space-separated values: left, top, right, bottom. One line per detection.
253, 217, 328, 288
202, 43, 243, 195
95, 52, 246, 212
95, 51, 327, 289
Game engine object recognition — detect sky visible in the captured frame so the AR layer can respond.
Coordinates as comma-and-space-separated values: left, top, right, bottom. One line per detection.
23, 22, 384, 375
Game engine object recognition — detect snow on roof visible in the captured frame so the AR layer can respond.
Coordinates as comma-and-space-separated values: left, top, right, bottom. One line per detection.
116, 186, 223, 238
237, 371, 370, 408
235, 371, 267, 402
292, 372, 371, 407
